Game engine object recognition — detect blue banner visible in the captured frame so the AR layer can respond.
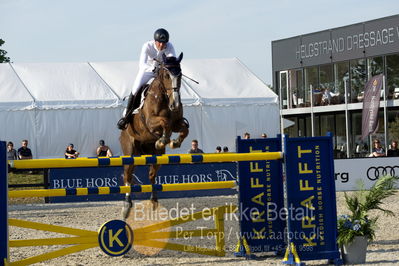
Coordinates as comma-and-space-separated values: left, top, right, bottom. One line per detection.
285, 135, 340, 261
48, 162, 237, 203
236, 137, 285, 253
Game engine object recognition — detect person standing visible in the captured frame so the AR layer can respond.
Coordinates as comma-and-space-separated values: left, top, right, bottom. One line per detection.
117, 28, 176, 130
18, 140, 32, 160
188, 139, 204, 154
96, 140, 113, 157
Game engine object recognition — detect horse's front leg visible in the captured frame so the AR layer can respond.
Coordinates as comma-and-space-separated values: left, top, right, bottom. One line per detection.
146, 116, 172, 150
122, 164, 135, 219
170, 118, 189, 149
120, 130, 135, 220
149, 164, 161, 210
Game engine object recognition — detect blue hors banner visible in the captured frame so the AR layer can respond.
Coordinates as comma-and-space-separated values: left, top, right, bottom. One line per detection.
284, 136, 340, 261
48, 162, 237, 203
236, 136, 285, 253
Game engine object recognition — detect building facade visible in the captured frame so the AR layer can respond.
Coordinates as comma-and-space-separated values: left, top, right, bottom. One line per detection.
272, 15, 399, 158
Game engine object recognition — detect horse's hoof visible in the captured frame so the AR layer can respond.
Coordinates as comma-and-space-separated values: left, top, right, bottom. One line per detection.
160, 137, 170, 145
122, 197, 133, 220
155, 141, 165, 150
169, 140, 181, 149
151, 199, 159, 210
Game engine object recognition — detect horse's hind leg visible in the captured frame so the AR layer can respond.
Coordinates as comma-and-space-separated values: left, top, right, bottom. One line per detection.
170, 118, 189, 149
149, 164, 161, 210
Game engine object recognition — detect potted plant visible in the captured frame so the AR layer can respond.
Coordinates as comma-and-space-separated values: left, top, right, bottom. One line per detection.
337, 175, 398, 264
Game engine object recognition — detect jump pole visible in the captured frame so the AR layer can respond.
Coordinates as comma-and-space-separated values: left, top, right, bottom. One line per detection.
8, 181, 237, 198
9, 152, 283, 169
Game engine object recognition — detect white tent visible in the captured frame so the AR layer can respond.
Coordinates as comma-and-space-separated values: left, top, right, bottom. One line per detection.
0, 58, 279, 158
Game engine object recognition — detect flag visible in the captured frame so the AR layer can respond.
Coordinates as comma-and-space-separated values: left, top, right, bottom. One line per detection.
361, 74, 383, 140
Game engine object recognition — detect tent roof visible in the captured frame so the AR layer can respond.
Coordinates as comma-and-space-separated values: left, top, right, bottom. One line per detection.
0, 58, 277, 111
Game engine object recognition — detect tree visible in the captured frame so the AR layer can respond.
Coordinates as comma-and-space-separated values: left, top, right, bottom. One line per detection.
0, 38, 11, 63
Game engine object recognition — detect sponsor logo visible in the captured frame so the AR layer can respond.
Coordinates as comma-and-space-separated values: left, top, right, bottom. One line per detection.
366, 166, 399, 180
216, 169, 236, 181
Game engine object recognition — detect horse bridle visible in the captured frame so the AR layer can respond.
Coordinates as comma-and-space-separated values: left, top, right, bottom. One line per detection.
157, 63, 182, 111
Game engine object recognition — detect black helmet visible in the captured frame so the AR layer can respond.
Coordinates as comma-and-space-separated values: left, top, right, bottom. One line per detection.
154, 28, 169, 43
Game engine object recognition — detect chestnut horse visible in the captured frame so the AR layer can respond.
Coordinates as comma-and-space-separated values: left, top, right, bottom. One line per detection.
120, 53, 189, 218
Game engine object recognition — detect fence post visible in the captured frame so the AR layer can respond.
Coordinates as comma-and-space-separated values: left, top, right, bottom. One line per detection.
0, 141, 9, 266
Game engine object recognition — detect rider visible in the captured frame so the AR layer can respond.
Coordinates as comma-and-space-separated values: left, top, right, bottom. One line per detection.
117, 28, 177, 130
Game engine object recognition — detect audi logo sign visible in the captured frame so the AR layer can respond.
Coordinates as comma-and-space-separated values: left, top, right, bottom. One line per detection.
366, 166, 399, 181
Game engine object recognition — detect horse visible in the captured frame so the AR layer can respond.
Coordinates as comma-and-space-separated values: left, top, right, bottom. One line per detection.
119, 52, 189, 218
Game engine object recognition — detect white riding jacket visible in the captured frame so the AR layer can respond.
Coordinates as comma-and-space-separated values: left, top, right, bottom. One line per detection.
131, 40, 176, 95
139, 40, 176, 72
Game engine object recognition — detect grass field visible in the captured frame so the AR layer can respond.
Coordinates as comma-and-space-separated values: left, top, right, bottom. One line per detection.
8, 171, 45, 204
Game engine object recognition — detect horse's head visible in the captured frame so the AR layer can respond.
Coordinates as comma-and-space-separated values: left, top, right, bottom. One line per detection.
159, 52, 183, 111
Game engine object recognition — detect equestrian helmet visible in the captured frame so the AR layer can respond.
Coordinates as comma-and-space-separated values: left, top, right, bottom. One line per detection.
154, 28, 169, 43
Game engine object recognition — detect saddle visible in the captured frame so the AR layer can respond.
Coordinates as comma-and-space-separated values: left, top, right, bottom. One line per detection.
132, 83, 151, 114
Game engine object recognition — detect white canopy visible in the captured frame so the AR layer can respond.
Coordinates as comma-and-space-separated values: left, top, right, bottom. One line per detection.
0, 58, 279, 158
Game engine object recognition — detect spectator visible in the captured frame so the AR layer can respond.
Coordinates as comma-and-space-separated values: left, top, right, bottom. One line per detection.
243, 132, 250, 139
97, 140, 113, 157
7, 142, 18, 160
369, 139, 385, 157
261, 133, 267, 138
65, 143, 80, 159
215, 146, 222, 153
188, 139, 204, 154
223, 146, 229, 152
387, 140, 399, 157
18, 140, 32, 160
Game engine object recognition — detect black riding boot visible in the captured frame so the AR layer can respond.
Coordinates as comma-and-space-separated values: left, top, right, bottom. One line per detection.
117, 93, 135, 130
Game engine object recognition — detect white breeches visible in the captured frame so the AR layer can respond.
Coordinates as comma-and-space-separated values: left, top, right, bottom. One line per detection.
132, 70, 155, 95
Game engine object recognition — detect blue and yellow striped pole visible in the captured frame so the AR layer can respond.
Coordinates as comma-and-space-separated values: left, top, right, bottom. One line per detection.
10, 152, 283, 169
9, 181, 237, 199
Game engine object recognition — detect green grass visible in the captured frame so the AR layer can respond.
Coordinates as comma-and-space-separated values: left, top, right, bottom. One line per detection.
8, 171, 44, 185
8, 171, 45, 204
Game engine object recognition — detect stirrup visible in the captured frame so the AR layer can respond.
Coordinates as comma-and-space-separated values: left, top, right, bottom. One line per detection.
117, 117, 128, 130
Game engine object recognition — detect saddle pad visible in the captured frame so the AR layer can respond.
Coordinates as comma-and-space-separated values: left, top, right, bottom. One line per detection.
133, 78, 154, 114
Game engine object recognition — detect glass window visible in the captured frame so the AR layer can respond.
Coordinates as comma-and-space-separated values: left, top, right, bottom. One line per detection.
350, 59, 367, 103
297, 115, 311, 137
314, 115, 320, 136
305, 116, 312, 137
289, 69, 304, 108
350, 111, 368, 157
319, 64, 335, 106
305, 67, 317, 107
368, 56, 384, 77
388, 109, 399, 145
320, 114, 335, 136
386, 54, 399, 100
279, 71, 288, 109
335, 113, 347, 158
334, 61, 349, 104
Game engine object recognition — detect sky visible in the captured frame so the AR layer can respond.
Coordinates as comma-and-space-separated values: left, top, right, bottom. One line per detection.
1, 0, 399, 85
